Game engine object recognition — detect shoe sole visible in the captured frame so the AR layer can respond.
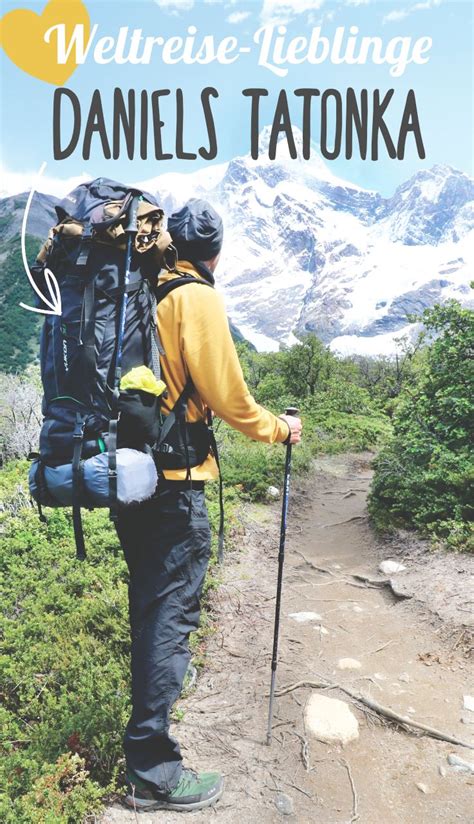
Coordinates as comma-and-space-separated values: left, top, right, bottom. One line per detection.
123, 782, 224, 813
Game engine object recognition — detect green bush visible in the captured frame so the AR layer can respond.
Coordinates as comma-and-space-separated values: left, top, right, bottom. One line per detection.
0, 494, 129, 822
0, 465, 227, 823
0, 753, 105, 824
369, 301, 474, 550
219, 424, 313, 499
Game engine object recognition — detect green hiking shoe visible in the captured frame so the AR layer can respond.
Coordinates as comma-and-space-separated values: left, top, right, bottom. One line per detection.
124, 767, 224, 812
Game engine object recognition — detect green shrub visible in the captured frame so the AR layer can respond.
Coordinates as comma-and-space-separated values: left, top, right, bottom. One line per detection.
369, 301, 474, 550
0, 752, 105, 824
218, 422, 314, 500
0, 499, 129, 821
0, 470, 229, 822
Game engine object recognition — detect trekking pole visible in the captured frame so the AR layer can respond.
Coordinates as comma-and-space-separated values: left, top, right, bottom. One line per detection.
266, 406, 299, 746
114, 194, 141, 391
109, 194, 140, 535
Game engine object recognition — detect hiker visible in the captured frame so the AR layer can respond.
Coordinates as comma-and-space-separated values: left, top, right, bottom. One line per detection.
116, 198, 303, 813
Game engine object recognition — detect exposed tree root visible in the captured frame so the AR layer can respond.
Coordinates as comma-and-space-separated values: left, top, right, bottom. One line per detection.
340, 758, 359, 823
294, 551, 413, 599
275, 678, 474, 750
293, 550, 340, 577
321, 515, 368, 528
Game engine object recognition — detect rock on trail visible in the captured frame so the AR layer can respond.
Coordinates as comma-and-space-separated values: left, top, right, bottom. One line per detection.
337, 657, 362, 671
305, 694, 360, 745
379, 560, 407, 575
288, 611, 323, 623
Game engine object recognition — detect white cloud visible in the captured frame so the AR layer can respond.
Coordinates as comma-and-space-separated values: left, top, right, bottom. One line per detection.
154, 0, 194, 14
227, 11, 252, 23
383, 9, 409, 22
0, 166, 93, 199
383, 0, 441, 24
308, 8, 334, 24
412, 0, 442, 9
345, 0, 370, 6
260, 0, 324, 26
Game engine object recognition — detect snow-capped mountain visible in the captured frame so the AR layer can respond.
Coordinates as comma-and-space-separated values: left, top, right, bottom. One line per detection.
139, 129, 473, 354
3, 128, 473, 355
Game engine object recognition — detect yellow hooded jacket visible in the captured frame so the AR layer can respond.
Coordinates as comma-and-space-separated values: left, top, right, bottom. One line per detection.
157, 261, 290, 481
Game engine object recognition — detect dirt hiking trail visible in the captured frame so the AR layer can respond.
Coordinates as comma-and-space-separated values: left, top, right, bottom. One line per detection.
103, 453, 473, 824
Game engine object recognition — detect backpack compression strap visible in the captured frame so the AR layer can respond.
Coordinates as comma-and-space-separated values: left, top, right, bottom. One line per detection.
72, 413, 86, 561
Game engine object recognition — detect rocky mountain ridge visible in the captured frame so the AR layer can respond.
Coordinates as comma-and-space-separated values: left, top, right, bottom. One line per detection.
2, 129, 472, 355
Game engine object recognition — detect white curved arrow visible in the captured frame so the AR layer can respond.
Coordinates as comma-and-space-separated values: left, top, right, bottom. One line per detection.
19, 162, 62, 316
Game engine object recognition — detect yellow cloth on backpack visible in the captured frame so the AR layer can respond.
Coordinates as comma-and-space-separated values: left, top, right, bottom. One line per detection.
120, 366, 167, 397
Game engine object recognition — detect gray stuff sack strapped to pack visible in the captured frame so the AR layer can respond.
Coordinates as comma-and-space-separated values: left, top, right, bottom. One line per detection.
29, 449, 158, 508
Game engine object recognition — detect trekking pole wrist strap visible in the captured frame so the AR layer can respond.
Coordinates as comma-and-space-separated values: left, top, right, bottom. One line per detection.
278, 417, 292, 445
206, 409, 225, 563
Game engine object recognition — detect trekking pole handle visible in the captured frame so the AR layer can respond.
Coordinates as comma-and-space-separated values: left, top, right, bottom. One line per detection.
125, 194, 141, 233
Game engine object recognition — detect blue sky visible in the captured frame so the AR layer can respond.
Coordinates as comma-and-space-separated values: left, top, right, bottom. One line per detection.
0, 0, 472, 196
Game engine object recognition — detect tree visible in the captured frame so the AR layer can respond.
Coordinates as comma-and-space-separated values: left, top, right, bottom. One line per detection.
0, 367, 42, 460
281, 334, 333, 398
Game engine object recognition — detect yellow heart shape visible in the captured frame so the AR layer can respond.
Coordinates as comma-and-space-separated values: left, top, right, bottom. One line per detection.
0, 0, 90, 86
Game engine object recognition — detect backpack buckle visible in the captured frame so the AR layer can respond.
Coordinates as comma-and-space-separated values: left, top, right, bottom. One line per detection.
76, 226, 93, 268
159, 444, 174, 453
73, 417, 85, 439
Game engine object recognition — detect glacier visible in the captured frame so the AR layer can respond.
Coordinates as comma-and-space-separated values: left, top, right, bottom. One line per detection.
137, 128, 473, 355
1, 126, 472, 356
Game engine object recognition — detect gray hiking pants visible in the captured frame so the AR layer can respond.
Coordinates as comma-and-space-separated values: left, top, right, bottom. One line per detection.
115, 481, 211, 794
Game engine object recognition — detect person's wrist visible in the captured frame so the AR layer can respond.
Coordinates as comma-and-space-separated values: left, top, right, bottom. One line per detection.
278, 416, 291, 444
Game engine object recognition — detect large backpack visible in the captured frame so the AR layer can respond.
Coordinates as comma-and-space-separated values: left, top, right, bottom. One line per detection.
28, 178, 222, 560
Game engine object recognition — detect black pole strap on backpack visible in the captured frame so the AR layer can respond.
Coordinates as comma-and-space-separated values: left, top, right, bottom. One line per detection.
111, 194, 141, 394
75, 224, 93, 269
35, 460, 49, 524
108, 418, 118, 534
80, 279, 96, 394
72, 413, 86, 561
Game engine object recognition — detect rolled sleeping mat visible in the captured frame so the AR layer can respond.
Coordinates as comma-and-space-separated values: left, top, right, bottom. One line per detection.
29, 449, 158, 508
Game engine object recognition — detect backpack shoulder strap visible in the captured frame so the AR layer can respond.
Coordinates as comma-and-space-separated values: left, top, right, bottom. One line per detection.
152, 275, 206, 420
154, 272, 225, 560
154, 273, 213, 305
153, 274, 213, 367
